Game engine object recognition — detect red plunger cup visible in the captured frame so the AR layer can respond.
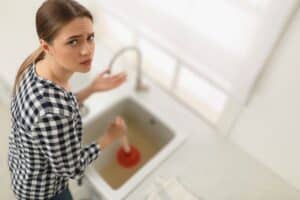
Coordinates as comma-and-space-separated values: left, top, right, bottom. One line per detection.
117, 135, 140, 168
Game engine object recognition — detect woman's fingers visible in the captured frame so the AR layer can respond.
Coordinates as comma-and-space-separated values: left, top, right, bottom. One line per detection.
108, 72, 127, 81
105, 71, 126, 79
115, 116, 123, 126
92, 69, 128, 92
105, 73, 127, 89
99, 68, 126, 79
115, 116, 126, 130
99, 67, 111, 76
112, 116, 121, 127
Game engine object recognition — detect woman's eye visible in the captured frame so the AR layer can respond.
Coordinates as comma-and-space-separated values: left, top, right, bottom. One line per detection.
68, 40, 78, 46
88, 35, 95, 42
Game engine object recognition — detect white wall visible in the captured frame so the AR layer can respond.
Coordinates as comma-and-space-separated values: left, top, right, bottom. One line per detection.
0, 0, 43, 85
230, 7, 300, 191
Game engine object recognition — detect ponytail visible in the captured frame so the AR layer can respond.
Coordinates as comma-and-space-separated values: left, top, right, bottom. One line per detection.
12, 47, 44, 95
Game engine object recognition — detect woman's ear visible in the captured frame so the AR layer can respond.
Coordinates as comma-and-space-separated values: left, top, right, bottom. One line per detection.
39, 39, 50, 54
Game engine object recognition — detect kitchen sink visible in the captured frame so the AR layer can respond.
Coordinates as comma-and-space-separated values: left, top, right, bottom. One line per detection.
82, 96, 186, 200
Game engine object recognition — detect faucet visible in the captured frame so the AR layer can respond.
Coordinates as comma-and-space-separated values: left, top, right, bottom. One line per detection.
107, 46, 148, 92
78, 46, 147, 118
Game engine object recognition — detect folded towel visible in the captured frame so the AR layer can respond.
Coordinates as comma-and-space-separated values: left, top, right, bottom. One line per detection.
147, 176, 200, 200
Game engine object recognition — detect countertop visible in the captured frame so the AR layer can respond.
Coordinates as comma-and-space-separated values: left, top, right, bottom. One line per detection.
82, 71, 300, 200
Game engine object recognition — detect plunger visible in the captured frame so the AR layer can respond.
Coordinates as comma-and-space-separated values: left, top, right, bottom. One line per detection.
117, 135, 140, 168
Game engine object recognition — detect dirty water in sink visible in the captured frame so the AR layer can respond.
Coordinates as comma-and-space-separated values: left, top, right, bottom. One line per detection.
97, 117, 162, 189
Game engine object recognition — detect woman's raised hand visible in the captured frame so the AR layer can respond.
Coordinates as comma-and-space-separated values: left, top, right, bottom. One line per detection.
89, 68, 127, 93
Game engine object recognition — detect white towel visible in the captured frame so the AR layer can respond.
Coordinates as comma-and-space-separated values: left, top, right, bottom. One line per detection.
147, 176, 200, 200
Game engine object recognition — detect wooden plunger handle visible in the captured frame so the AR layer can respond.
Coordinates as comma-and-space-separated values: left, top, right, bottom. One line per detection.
122, 135, 131, 153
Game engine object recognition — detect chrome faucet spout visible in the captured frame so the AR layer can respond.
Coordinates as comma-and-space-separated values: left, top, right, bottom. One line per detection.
108, 46, 148, 92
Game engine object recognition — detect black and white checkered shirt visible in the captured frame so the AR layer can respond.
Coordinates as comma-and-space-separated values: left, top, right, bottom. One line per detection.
8, 63, 101, 200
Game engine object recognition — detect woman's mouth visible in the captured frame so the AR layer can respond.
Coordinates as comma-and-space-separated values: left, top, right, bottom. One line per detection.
80, 59, 92, 66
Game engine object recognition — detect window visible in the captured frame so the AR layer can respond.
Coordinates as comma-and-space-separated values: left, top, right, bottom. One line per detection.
96, 0, 298, 129
138, 39, 176, 88
98, 0, 297, 103
176, 66, 228, 123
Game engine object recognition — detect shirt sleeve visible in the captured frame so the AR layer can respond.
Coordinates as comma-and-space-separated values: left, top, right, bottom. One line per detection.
32, 112, 101, 180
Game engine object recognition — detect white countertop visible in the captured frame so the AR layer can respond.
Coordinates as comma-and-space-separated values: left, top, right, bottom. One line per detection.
82, 72, 300, 200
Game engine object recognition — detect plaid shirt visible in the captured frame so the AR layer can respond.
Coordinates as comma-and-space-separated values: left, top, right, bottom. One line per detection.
8, 63, 101, 200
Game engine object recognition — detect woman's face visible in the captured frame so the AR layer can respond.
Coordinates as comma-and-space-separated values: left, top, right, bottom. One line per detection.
44, 17, 95, 73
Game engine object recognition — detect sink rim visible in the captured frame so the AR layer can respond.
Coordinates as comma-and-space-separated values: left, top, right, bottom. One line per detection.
83, 94, 187, 200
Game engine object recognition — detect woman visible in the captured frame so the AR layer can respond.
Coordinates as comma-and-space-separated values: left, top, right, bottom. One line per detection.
8, 0, 127, 199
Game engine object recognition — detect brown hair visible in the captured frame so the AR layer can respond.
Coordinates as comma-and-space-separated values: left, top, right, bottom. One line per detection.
12, 0, 93, 94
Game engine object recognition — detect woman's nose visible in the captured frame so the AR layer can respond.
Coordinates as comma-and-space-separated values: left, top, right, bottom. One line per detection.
80, 43, 93, 56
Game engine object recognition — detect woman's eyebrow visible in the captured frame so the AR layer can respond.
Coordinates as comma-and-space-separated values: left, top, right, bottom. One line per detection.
67, 32, 94, 40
